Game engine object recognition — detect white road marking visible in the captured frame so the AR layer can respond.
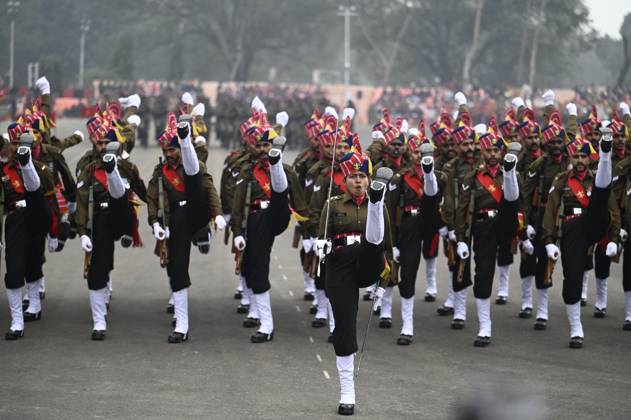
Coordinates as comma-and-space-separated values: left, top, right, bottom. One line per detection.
295, 305, 301, 313
323, 370, 330, 380
288, 290, 294, 297
309, 336, 314, 343
316, 354, 322, 363
282, 274, 288, 281
278, 264, 283, 269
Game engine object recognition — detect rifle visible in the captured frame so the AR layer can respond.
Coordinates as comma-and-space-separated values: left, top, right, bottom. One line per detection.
291, 225, 300, 248
153, 157, 169, 268
223, 226, 230, 246
544, 193, 564, 286
457, 181, 475, 283
235, 180, 252, 275
446, 162, 459, 268
83, 183, 94, 279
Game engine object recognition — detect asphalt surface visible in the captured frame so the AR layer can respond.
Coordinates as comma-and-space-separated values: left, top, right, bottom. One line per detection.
0, 120, 630, 420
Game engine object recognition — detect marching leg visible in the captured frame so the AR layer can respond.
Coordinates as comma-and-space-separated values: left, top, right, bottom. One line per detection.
496, 265, 510, 304
452, 289, 467, 329
251, 291, 274, 343
534, 288, 549, 330
168, 288, 189, 343
378, 287, 393, 328
566, 302, 584, 349
89, 288, 108, 341
397, 297, 414, 345
424, 257, 438, 301
474, 297, 492, 347
312, 289, 329, 328
24, 278, 43, 321
243, 288, 260, 328
519, 275, 534, 318
594, 277, 608, 318
5, 288, 25, 340
337, 354, 356, 415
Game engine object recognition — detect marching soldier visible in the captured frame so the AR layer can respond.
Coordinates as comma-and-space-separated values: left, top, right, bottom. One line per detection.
316, 149, 392, 416
2, 131, 56, 339
542, 128, 616, 348
455, 133, 522, 347
147, 115, 222, 343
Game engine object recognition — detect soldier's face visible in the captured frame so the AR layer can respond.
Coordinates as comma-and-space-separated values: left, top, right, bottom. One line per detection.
387, 140, 404, 157
481, 146, 501, 166
524, 134, 540, 151
256, 141, 272, 159
441, 140, 456, 159
9, 139, 19, 156
411, 149, 422, 164
506, 132, 519, 143
95, 140, 109, 157
614, 133, 626, 152
587, 130, 599, 145
335, 143, 350, 160
309, 136, 318, 148
571, 153, 589, 172
546, 138, 563, 156
346, 172, 368, 197
458, 139, 475, 159
164, 147, 181, 166
321, 144, 333, 160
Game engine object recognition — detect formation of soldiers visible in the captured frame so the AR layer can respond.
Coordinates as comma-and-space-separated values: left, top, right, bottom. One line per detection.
2, 76, 630, 415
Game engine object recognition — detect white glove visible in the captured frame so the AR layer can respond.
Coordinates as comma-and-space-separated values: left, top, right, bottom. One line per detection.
606, 242, 618, 258
275, 111, 289, 128
73, 130, 84, 142
521, 239, 534, 256
35, 76, 50, 95
566, 103, 577, 117
372, 286, 386, 311
448, 230, 456, 242
542, 89, 555, 106
620, 102, 630, 117
545, 243, 560, 261
315, 239, 332, 259
181, 92, 194, 106
512, 97, 525, 110
457, 242, 469, 259
234, 235, 246, 251
127, 114, 141, 127
439, 226, 448, 238
251, 96, 267, 114
526, 225, 536, 240
454, 91, 467, 106
192, 103, 205, 117
47, 236, 59, 253
342, 107, 355, 121
302, 237, 314, 253
80, 235, 93, 252
223, 214, 232, 224
620, 228, 628, 243
152, 222, 166, 240
392, 247, 400, 263
68, 201, 77, 214
214, 215, 227, 231
194, 136, 206, 145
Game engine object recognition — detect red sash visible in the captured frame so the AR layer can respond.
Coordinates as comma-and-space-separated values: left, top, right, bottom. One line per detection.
476, 171, 502, 203
94, 168, 109, 190
403, 172, 424, 199
333, 171, 347, 193
253, 165, 271, 198
162, 165, 185, 193
567, 177, 590, 208
3, 165, 24, 194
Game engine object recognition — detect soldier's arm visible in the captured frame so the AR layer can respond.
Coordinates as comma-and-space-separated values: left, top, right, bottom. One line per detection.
385, 174, 401, 246
542, 177, 563, 245
543, 104, 556, 126
201, 165, 222, 218
122, 160, 147, 203
76, 172, 90, 236
286, 165, 309, 221
608, 185, 621, 243
317, 198, 334, 239
146, 168, 160, 227
441, 165, 456, 231
521, 159, 540, 222
566, 113, 578, 138
52, 147, 77, 202
455, 173, 473, 242
308, 176, 327, 238
365, 140, 384, 161
194, 139, 209, 164
230, 176, 247, 237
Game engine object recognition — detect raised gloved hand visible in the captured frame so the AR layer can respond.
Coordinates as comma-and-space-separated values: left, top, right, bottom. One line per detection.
192, 103, 205, 117
73, 130, 85, 142
526, 224, 536, 240
521, 239, 534, 255
35, 76, 51, 95
605, 242, 618, 258
620, 102, 630, 116
102, 153, 117, 174
234, 235, 246, 251
302, 237, 314, 253
80, 235, 93, 252
511, 97, 525, 110
454, 91, 467, 106
181, 92, 194, 106
127, 115, 141, 127
275, 111, 289, 127
372, 286, 386, 311
566, 103, 577, 117
545, 243, 560, 261
392, 246, 400, 263
457, 242, 469, 259
177, 121, 190, 140
47, 236, 59, 253
152, 222, 166, 241
542, 89, 555, 106
215, 215, 227, 231
448, 230, 456, 242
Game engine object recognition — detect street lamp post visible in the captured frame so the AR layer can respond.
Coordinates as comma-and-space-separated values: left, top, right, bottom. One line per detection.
337, 4, 356, 105
8, 1, 21, 90
78, 18, 91, 90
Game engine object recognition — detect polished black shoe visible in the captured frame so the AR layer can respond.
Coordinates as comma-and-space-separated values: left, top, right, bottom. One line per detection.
378, 318, 392, 328
534, 318, 547, 330
304, 293, 315, 302
91, 330, 106, 341
424, 293, 436, 302
5, 329, 24, 340
372, 306, 381, 316
518, 307, 533, 319
23, 311, 42, 322
236, 304, 249, 314
581, 298, 587, 307
338, 403, 355, 416
495, 296, 507, 305
474, 336, 491, 347
243, 317, 260, 328
362, 292, 373, 301
251, 331, 273, 343
397, 334, 413, 345
309, 305, 318, 315
312, 318, 327, 328
569, 336, 583, 349
168, 331, 188, 343
623, 320, 631, 331
436, 305, 454, 316
39, 291, 45, 300
593, 307, 606, 318
166, 304, 174, 314
234, 290, 243, 300
451, 319, 465, 330
327, 333, 334, 343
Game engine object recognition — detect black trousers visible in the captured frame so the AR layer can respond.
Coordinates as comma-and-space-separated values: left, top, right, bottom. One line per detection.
167, 172, 212, 292
560, 186, 610, 305
326, 241, 385, 356
4, 189, 51, 289
87, 195, 134, 290
519, 230, 551, 289
242, 190, 291, 294
622, 240, 631, 292
594, 242, 612, 280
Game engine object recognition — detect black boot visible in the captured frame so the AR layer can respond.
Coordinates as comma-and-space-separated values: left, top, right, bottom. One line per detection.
236, 304, 250, 314
234, 290, 243, 300
397, 334, 413, 345
303, 292, 315, 302
91, 330, 106, 341
166, 304, 174, 314
424, 293, 436, 302
474, 336, 491, 347
436, 305, 453, 316
518, 307, 532, 319
451, 319, 465, 330
23, 311, 42, 322
623, 320, 631, 331
495, 296, 507, 305
168, 331, 188, 343
312, 318, 326, 328
243, 317, 260, 328
593, 307, 606, 318
5, 329, 24, 340
251, 331, 273, 343
338, 404, 354, 416
378, 318, 392, 328
569, 336, 583, 349
534, 318, 547, 330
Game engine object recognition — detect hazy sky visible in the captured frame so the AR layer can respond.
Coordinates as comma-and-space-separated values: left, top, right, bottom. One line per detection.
585, 0, 631, 38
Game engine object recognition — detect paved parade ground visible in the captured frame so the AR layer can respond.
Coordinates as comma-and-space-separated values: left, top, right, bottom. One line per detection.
1, 120, 631, 419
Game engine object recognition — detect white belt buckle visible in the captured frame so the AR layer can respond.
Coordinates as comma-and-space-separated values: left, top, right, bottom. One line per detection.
573, 207, 582, 215
15, 200, 26, 208
260, 201, 269, 209
347, 235, 361, 245
410, 209, 419, 216
179, 200, 187, 207
488, 210, 497, 218
100, 202, 109, 209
